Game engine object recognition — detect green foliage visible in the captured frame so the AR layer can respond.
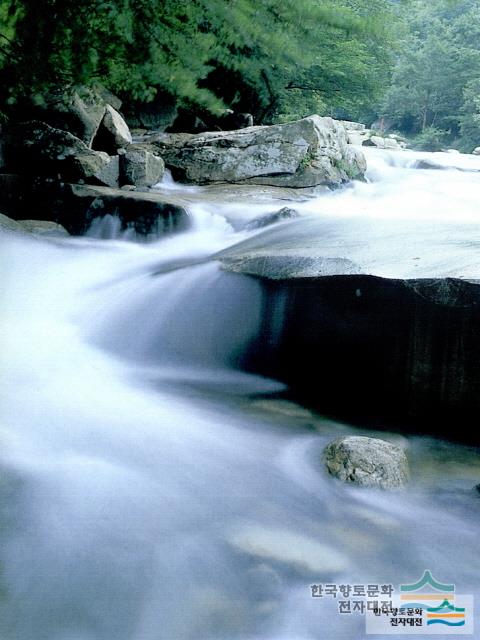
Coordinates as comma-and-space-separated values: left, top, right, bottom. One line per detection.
0, 0, 399, 124
411, 126, 449, 151
382, 0, 480, 151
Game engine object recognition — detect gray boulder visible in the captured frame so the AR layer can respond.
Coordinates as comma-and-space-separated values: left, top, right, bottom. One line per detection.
147, 116, 366, 188
5, 121, 119, 187
94, 105, 133, 154
363, 135, 399, 150
16, 219, 69, 236
323, 436, 409, 489
244, 207, 299, 231
221, 254, 361, 279
0, 212, 68, 236
69, 152, 119, 188
37, 86, 107, 146
122, 144, 165, 187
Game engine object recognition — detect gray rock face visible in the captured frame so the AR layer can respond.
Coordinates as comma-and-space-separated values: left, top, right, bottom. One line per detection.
147, 116, 366, 187
244, 207, 299, 231
221, 254, 362, 279
54, 183, 190, 235
38, 86, 107, 146
363, 135, 399, 150
323, 436, 409, 489
4, 121, 120, 188
94, 105, 133, 154
122, 145, 165, 187
0, 213, 68, 236
69, 151, 119, 188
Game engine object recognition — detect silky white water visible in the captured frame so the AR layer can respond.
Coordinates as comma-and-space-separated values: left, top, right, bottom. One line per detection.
1, 148, 479, 640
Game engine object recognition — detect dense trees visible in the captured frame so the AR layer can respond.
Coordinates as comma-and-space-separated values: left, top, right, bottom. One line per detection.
382, 0, 480, 151
0, 0, 398, 124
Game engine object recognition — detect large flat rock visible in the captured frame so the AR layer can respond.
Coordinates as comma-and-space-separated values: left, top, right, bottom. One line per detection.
215, 206, 480, 441
217, 215, 480, 281
145, 116, 366, 188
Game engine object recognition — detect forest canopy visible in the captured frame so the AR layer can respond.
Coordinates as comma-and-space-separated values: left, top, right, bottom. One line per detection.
0, 0, 398, 123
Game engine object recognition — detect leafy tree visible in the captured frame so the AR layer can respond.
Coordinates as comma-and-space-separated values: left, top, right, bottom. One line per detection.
0, 0, 399, 124
382, 0, 480, 150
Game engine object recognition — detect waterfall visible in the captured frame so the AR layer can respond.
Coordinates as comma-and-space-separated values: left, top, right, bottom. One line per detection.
1, 147, 479, 640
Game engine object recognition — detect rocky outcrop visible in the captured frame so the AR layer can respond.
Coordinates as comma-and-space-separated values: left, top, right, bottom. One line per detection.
218, 217, 480, 443
57, 183, 189, 234
146, 116, 366, 187
4, 121, 120, 187
222, 254, 361, 279
323, 436, 409, 489
35, 86, 108, 146
363, 135, 400, 150
121, 144, 165, 187
93, 105, 133, 155
340, 121, 408, 150
0, 212, 68, 236
244, 207, 299, 231
0, 177, 189, 235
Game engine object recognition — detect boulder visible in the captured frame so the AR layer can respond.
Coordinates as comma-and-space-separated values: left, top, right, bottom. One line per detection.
323, 436, 409, 489
347, 131, 366, 146
244, 207, 299, 231
472, 147, 480, 156
220, 215, 480, 443
93, 105, 133, 154
363, 135, 399, 150
147, 116, 366, 188
36, 86, 107, 146
4, 121, 119, 187
68, 152, 119, 188
16, 219, 69, 236
338, 120, 366, 132
0, 178, 189, 236
229, 524, 349, 575
51, 183, 190, 235
121, 144, 165, 187
0, 212, 24, 233
0, 212, 68, 236
222, 254, 361, 279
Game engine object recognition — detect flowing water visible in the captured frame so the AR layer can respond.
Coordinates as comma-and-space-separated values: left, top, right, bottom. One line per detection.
1, 147, 480, 640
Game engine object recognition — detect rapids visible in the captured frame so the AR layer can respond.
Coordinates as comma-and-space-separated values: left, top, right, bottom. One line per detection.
1, 147, 479, 639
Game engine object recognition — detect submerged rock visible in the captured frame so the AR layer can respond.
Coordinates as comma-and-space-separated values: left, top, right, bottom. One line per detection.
244, 207, 299, 230
146, 115, 366, 188
221, 254, 362, 279
323, 436, 409, 489
229, 524, 349, 575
